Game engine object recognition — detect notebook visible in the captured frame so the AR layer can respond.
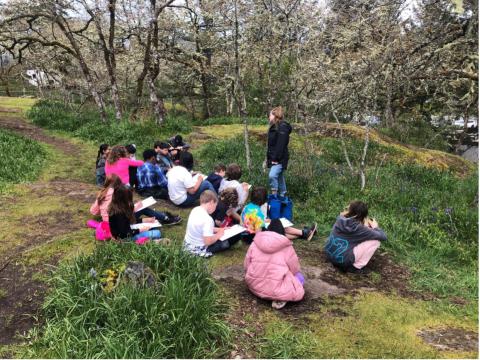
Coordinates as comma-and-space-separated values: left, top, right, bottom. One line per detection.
219, 224, 246, 241
264, 218, 293, 229
135, 196, 156, 212
130, 220, 162, 230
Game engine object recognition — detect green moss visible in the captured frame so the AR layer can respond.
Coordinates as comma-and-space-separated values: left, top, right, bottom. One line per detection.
305, 292, 477, 358
208, 242, 247, 270
21, 229, 95, 266
0, 96, 37, 112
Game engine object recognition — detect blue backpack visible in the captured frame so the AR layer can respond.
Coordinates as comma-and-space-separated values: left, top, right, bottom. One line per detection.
267, 194, 293, 221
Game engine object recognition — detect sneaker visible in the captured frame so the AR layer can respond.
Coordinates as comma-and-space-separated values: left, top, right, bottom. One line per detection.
303, 222, 317, 241
161, 213, 182, 226
272, 300, 287, 309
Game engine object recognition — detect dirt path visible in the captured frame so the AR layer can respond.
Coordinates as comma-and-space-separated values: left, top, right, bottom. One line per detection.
0, 111, 97, 347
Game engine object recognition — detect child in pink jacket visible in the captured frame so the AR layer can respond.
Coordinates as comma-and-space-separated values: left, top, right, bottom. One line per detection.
105, 145, 144, 185
244, 219, 305, 309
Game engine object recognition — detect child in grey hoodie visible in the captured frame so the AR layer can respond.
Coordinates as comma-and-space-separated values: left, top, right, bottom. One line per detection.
325, 201, 387, 273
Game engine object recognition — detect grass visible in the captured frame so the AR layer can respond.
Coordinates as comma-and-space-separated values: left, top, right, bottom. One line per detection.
250, 293, 478, 359
21, 242, 231, 359
0, 129, 47, 194
259, 319, 319, 358
27, 100, 193, 152
21, 229, 95, 266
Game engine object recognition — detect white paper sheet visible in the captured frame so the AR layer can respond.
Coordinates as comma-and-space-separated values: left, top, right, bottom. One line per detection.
264, 218, 293, 229
130, 220, 162, 230
135, 196, 156, 212
219, 224, 246, 241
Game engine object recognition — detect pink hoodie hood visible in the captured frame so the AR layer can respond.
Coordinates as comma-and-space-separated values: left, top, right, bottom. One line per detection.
243, 231, 304, 302
253, 231, 292, 254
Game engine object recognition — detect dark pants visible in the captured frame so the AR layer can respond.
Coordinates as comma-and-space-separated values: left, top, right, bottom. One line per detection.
179, 180, 215, 208
207, 234, 242, 254
137, 186, 169, 200
135, 207, 167, 222
128, 166, 138, 189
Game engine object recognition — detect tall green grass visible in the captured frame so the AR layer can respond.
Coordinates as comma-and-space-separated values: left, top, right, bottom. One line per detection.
22, 242, 230, 358
0, 129, 47, 193
27, 100, 193, 151
196, 136, 478, 303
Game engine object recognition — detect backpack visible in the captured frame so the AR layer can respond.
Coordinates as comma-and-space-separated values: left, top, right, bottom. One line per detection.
267, 194, 293, 221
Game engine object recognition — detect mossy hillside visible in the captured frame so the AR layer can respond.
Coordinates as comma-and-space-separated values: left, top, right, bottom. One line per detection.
316, 123, 474, 175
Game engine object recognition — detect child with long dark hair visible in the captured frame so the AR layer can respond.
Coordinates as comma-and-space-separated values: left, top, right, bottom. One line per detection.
108, 185, 162, 242
90, 174, 182, 226
95, 144, 110, 186
325, 201, 387, 273
211, 187, 241, 227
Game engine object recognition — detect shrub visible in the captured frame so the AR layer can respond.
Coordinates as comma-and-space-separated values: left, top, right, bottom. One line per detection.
23, 242, 230, 358
0, 129, 47, 192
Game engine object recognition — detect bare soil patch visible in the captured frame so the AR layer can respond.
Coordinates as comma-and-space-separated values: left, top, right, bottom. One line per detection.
28, 180, 97, 203
213, 263, 343, 317
0, 106, 22, 113
0, 116, 80, 156
418, 327, 478, 352
295, 244, 433, 300
0, 209, 88, 346
0, 262, 46, 346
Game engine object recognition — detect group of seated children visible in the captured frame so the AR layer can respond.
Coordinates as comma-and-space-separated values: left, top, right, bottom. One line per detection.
92, 137, 387, 311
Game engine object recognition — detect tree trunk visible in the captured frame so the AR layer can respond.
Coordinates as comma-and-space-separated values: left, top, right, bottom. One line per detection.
226, 90, 232, 116
147, 75, 165, 125
360, 125, 370, 191
233, 0, 251, 169
331, 107, 354, 173
56, 19, 108, 122
86, 0, 122, 121
2, 78, 11, 97
200, 71, 211, 119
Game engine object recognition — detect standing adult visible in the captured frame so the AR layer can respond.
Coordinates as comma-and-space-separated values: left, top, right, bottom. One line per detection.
266, 106, 292, 197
